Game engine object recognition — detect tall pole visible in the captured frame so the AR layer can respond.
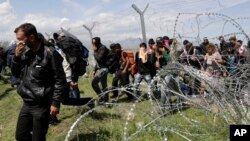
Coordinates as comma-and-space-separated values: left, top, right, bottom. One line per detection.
82, 23, 96, 69
132, 4, 149, 44
83, 22, 96, 42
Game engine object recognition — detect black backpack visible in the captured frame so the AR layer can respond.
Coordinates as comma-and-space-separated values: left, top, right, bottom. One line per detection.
54, 31, 89, 76
106, 49, 120, 74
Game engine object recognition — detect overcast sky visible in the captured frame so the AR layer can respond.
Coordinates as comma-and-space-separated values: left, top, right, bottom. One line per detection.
0, 0, 250, 47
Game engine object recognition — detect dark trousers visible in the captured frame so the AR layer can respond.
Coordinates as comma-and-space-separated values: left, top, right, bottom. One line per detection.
112, 70, 131, 98
15, 103, 50, 141
92, 68, 109, 102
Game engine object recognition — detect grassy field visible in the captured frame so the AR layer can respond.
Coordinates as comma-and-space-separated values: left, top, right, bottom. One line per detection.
0, 73, 228, 141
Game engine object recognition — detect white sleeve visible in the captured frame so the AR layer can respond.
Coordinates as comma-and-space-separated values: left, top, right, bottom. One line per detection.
62, 56, 72, 82
56, 47, 72, 82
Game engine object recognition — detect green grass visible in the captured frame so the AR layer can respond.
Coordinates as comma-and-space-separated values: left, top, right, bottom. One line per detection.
0, 74, 228, 141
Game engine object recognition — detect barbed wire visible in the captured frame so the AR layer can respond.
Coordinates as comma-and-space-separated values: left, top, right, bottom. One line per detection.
63, 9, 250, 141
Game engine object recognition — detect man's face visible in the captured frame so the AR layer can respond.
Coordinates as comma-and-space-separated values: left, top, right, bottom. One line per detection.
16, 30, 32, 47
229, 40, 236, 45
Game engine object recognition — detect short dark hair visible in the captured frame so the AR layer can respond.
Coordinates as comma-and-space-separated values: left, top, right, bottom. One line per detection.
15, 23, 38, 39
92, 37, 101, 47
148, 38, 155, 44
163, 36, 169, 41
139, 42, 147, 48
116, 43, 121, 49
183, 40, 189, 46
110, 43, 117, 50
53, 33, 59, 40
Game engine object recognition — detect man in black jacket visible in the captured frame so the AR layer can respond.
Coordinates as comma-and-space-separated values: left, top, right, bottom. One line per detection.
92, 37, 109, 103
12, 23, 67, 141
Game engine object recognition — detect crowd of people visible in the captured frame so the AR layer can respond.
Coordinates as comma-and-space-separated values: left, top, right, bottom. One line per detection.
0, 22, 250, 140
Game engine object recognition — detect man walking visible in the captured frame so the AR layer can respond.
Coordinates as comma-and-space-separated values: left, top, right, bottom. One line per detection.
12, 23, 67, 141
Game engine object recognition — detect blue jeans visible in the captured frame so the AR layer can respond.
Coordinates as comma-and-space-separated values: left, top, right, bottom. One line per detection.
133, 73, 152, 98
69, 76, 80, 99
70, 87, 80, 99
